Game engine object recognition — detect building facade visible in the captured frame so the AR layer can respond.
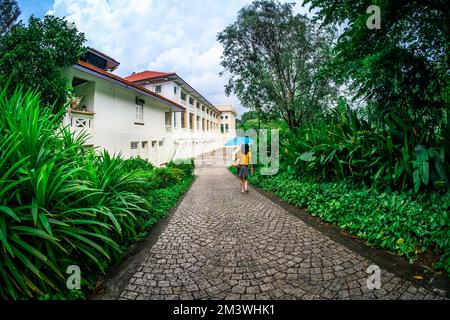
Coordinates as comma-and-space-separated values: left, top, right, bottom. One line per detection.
63, 49, 237, 166
216, 104, 237, 144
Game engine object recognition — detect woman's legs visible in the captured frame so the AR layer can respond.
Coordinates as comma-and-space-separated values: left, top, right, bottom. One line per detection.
244, 178, 249, 192
239, 177, 244, 193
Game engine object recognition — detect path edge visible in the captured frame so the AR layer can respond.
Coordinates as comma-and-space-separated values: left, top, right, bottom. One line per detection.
90, 175, 197, 300
229, 170, 449, 298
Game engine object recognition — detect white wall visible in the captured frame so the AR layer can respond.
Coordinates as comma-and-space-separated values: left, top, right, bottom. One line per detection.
220, 111, 237, 139
65, 67, 175, 165
142, 79, 224, 158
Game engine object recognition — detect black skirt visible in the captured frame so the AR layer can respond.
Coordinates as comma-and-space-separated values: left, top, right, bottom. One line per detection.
238, 165, 250, 178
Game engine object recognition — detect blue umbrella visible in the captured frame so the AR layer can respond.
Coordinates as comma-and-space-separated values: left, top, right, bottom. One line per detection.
224, 136, 254, 146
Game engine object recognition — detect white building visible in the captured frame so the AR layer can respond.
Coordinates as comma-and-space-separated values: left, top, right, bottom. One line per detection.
216, 104, 237, 143
125, 70, 231, 160
63, 48, 237, 166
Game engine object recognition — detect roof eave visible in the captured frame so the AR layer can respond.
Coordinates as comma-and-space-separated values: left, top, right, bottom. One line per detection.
131, 74, 220, 114
73, 63, 185, 112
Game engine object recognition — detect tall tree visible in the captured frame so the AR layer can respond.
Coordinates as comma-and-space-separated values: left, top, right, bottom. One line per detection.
0, 15, 86, 111
218, 0, 338, 130
0, 0, 20, 35
304, 0, 450, 127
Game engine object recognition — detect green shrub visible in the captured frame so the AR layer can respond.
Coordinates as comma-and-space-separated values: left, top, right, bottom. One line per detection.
128, 170, 159, 196
145, 176, 193, 224
167, 159, 195, 176
123, 156, 155, 172
120, 160, 194, 241
154, 167, 183, 188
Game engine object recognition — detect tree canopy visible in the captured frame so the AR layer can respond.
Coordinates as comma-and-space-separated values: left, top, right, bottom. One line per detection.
0, 0, 20, 35
0, 15, 86, 111
304, 0, 450, 126
217, 0, 338, 129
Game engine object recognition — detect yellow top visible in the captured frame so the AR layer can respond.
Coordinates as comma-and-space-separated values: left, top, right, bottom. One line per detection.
237, 151, 251, 166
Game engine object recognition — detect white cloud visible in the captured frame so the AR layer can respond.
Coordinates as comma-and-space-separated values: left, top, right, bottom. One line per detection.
48, 0, 310, 117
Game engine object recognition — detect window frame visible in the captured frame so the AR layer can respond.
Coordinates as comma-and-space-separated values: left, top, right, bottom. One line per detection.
130, 141, 139, 150
135, 97, 144, 124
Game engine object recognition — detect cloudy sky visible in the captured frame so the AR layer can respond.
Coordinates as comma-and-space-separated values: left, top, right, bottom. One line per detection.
18, 0, 310, 116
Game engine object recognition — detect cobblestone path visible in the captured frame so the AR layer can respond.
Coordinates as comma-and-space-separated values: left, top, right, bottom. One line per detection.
118, 150, 443, 300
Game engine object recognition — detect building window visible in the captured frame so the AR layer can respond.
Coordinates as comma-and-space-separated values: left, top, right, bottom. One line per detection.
136, 97, 145, 106
189, 113, 194, 129
181, 91, 187, 101
174, 86, 177, 95
155, 85, 162, 93
131, 142, 139, 150
152, 141, 157, 148
221, 124, 225, 133
225, 124, 229, 133
159, 141, 163, 147
165, 112, 172, 126
174, 113, 177, 128
135, 97, 144, 123
189, 97, 194, 105
142, 141, 148, 148
136, 105, 143, 123
181, 112, 186, 128
202, 106, 205, 112
225, 116, 229, 119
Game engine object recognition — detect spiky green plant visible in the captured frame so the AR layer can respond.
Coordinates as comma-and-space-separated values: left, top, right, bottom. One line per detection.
282, 101, 449, 192
0, 86, 148, 299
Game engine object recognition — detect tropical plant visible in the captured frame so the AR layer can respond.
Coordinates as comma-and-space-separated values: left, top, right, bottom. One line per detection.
0, 86, 148, 299
282, 100, 449, 192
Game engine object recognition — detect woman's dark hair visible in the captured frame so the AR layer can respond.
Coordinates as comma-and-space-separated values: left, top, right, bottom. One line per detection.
242, 144, 249, 155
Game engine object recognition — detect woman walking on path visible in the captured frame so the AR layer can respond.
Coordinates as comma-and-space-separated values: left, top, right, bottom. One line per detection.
236, 144, 254, 194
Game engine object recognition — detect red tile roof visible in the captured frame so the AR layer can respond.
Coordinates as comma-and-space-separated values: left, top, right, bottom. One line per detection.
125, 70, 176, 83
75, 61, 184, 111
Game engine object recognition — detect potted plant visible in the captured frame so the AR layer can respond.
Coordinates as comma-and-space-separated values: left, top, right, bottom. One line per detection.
68, 95, 83, 111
